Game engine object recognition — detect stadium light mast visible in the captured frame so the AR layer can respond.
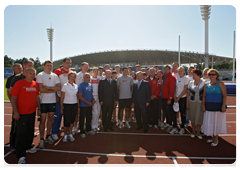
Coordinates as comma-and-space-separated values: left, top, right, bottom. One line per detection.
47, 24, 54, 62
200, 5, 211, 68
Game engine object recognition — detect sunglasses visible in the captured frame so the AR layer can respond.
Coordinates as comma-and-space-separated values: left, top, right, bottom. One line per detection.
208, 74, 217, 76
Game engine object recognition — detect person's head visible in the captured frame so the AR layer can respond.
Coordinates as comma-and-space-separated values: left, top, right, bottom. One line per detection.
128, 66, 132, 73
111, 70, 117, 79
141, 68, 146, 73
25, 67, 36, 81
172, 62, 179, 72
130, 71, 136, 80
192, 68, 202, 81
43, 60, 53, 72
62, 58, 71, 70
122, 66, 128, 76
154, 65, 159, 72
22, 59, 34, 72
83, 73, 91, 83
98, 66, 104, 75
136, 71, 143, 81
105, 69, 112, 79
104, 64, 110, 71
142, 72, 147, 79
12, 63, 22, 75
149, 68, 156, 77
92, 67, 98, 77
115, 65, 120, 73
110, 68, 113, 72
163, 65, 171, 75
188, 66, 194, 76
207, 69, 220, 81
177, 66, 186, 77
156, 70, 163, 79
135, 64, 141, 72
68, 71, 77, 83
203, 68, 210, 77
89, 68, 93, 76
81, 62, 89, 73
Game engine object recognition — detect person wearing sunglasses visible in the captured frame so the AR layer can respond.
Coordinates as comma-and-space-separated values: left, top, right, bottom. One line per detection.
202, 69, 227, 147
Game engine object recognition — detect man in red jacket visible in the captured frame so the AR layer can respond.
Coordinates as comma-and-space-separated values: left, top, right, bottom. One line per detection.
161, 65, 177, 133
146, 68, 161, 129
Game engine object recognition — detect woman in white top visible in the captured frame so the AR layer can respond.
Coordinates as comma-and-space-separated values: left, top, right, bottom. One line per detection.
60, 71, 80, 142
173, 67, 189, 135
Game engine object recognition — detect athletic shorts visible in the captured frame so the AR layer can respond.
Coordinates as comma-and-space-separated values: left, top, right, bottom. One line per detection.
63, 103, 78, 127
119, 98, 132, 109
40, 103, 56, 113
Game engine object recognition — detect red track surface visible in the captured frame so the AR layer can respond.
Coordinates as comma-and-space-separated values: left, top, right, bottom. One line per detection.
4, 96, 236, 164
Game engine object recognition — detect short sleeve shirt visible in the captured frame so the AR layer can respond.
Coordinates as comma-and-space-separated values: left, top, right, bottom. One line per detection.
6, 74, 15, 89
78, 82, 93, 107
175, 76, 189, 98
36, 71, 60, 103
117, 76, 133, 99
10, 79, 39, 115
76, 71, 86, 86
54, 68, 72, 97
61, 82, 78, 104
10, 73, 26, 88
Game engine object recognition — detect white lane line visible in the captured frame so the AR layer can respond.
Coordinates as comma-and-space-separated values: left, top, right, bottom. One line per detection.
172, 158, 178, 166
39, 148, 236, 160
226, 121, 236, 123
226, 113, 236, 114
4, 151, 11, 158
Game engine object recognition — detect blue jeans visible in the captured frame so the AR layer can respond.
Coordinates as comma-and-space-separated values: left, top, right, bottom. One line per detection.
51, 100, 62, 134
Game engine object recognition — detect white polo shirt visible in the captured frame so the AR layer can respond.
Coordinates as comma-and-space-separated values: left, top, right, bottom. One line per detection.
76, 71, 86, 86
61, 81, 78, 104
36, 71, 60, 103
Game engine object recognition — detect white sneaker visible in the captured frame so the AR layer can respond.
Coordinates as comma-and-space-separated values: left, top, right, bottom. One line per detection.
166, 126, 172, 133
18, 157, 26, 164
160, 122, 165, 129
45, 136, 54, 144
86, 131, 95, 135
80, 133, 86, 138
169, 128, 179, 134
74, 127, 78, 134
52, 134, 59, 141
161, 124, 168, 130
62, 135, 68, 142
179, 128, 185, 135
125, 121, 131, 129
26, 147, 38, 153
133, 118, 137, 123
69, 134, 75, 141
128, 117, 131, 122
154, 125, 158, 129
148, 124, 152, 127
118, 121, 123, 129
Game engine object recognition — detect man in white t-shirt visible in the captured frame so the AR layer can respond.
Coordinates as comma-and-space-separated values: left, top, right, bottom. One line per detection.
172, 62, 180, 80
97, 66, 105, 80
115, 65, 122, 78
76, 62, 89, 86
90, 67, 101, 132
36, 60, 61, 149
186, 66, 194, 81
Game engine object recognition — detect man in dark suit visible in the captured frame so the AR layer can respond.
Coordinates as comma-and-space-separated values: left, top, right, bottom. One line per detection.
132, 71, 151, 133
98, 70, 118, 132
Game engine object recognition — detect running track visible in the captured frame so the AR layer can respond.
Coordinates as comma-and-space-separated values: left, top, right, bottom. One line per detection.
4, 96, 236, 164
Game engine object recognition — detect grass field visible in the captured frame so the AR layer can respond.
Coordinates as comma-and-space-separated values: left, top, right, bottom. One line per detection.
4, 80, 9, 101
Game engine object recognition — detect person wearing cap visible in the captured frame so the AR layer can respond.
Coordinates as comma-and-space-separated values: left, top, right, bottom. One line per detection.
132, 71, 151, 133
98, 70, 118, 132
141, 68, 146, 73
115, 65, 122, 77
135, 64, 141, 72
161, 65, 177, 133
145, 68, 161, 129
186, 68, 205, 139
172, 66, 189, 135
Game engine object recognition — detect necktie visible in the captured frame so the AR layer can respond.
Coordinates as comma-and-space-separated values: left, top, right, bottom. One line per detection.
108, 79, 110, 84
138, 81, 140, 89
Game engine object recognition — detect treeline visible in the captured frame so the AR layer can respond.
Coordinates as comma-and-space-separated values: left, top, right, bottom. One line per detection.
4, 55, 44, 73
194, 61, 236, 70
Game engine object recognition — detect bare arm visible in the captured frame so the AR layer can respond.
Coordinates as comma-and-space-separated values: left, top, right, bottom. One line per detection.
7, 88, 11, 101
177, 84, 188, 100
219, 82, 227, 112
202, 84, 207, 112
38, 83, 55, 93
11, 96, 20, 120
43, 83, 61, 92
36, 96, 41, 116
79, 93, 92, 107
60, 92, 65, 114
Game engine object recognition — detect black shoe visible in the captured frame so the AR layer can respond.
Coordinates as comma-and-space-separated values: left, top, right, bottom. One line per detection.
108, 127, 114, 131
144, 128, 148, 133
136, 126, 143, 130
104, 128, 107, 132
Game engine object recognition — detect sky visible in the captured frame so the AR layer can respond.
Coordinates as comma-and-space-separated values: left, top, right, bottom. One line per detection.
3, 5, 236, 63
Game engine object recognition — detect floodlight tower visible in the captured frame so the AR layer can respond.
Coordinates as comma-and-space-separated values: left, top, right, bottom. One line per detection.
47, 25, 54, 62
200, 5, 211, 68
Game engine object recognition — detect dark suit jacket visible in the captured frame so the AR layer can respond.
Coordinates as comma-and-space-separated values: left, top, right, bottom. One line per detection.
132, 80, 151, 112
98, 78, 118, 105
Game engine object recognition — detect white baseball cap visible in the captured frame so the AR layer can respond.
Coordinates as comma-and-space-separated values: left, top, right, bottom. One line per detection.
173, 102, 179, 112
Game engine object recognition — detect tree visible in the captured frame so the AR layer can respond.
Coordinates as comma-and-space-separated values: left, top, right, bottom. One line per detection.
4, 55, 14, 67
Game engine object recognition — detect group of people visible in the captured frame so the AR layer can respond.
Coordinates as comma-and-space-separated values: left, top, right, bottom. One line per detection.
6, 58, 227, 164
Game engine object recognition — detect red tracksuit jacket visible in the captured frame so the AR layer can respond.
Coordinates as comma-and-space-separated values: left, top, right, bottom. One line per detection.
161, 72, 176, 101
145, 76, 161, 100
